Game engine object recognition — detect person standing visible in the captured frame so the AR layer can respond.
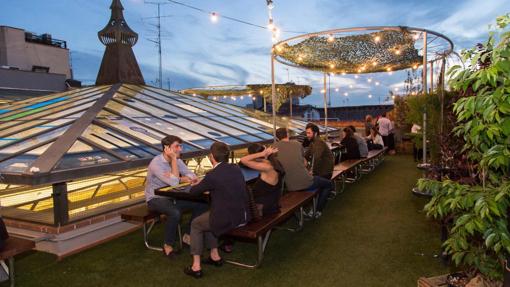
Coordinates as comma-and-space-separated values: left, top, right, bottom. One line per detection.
184, 142, 251, 278
144, 135, 208, 257
274, 128, 332, 218
377, 113, 392, 148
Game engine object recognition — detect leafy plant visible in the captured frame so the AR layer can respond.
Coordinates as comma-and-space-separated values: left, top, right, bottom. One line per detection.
422, 13, 510, 281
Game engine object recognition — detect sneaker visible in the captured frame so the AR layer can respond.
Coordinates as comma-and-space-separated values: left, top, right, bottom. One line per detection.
314, 211, 322, 219
303, 209, 314, 220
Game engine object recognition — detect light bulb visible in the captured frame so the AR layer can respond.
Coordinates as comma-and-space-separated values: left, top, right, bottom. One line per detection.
329, 63, 335, 69
210, 12, 219, 23
374, 36, 381, 43
367, 78, 372, 83
343, 92, 348, 96
354, 75, 359, 79
320, 89, 326, 94
368, 94, 372, 98
375, 81, 380, 86
335, 88, 339, 92
349, 85, 353, 89
327, 34, 334, 42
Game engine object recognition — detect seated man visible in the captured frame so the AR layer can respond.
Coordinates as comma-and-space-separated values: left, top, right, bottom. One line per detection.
144, 135, 208, 257
184, 142, 251, 278
274, 127, 332, 219
304, 123, 334, 180
349, 125, 368, 158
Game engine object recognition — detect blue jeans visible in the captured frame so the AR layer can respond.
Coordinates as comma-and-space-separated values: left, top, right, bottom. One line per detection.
306, 176, 333, 212
147, 198, 208, 246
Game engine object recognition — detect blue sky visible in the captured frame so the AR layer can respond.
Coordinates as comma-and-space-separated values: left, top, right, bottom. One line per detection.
1, 0, 509, 107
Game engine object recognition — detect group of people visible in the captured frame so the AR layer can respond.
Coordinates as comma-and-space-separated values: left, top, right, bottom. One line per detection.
365, 113, 396, 155
143, 123, 336, 278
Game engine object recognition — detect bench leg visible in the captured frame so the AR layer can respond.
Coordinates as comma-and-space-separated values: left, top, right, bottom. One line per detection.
275, 207, 304, 232
8, 257, 14, 287
226, 231, 272, 269
143, 221, 163, 252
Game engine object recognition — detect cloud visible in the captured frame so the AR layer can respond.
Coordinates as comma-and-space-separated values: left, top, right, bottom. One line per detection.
431, 0, 509, 40
188, 61, 250, 85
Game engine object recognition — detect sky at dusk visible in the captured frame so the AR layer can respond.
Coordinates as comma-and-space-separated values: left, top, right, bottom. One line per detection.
1, 0, 509, 107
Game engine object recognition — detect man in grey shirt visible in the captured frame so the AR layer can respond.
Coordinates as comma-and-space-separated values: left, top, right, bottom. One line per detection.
145, 135, 207, 257
274, 128, 332, 218
349, 125, 368, 158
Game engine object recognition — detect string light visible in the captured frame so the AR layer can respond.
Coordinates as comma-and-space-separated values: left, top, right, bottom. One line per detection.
367, 78, 372, 83
192, 93, 197, 97
394, 49, 401, 55
413, 33, 420, 40
392, 95, 396, 99
349, 84, 353, 89
343, 92, 348, 96
210, 12, 219, 23
320, 89, 326, 94
213, 96, 217, 100
335, 88, 339, 92
368, 94, 372, 98
240, 96, 244, 99
375, 81, 380, 86
412, 64, 418, 69
372, 61, 377, 66
341, 71, 346, 75
329, 63, 335, 69
394, 87, 399, 92
252, 96, 256, 100
327, 34, 334, 42
223, 95, 227, 99
374, 35, 381, 43
354, 75, 359, 79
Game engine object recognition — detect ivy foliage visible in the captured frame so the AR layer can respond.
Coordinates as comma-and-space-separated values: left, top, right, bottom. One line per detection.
422, 13, 510, 280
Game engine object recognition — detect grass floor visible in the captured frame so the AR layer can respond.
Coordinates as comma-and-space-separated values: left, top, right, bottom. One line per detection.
2, 155, 450, 287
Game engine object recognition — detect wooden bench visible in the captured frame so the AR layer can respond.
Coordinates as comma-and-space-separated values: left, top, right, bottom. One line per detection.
224, 191, 316, 269
0, 237, 35, 287
331, 147, 388, 191
121, 205, 182, 252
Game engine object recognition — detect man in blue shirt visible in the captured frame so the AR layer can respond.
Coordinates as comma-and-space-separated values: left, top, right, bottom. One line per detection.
145, 135, 207, 257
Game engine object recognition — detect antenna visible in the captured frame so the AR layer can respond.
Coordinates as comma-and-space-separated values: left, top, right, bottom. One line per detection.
144, 1, 170, 88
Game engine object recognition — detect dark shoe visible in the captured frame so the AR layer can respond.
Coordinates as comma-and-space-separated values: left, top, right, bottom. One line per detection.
184, 266, 203, 278
202, 256, 224, 267
163, 247, 179, 259
219, 244, 233, 253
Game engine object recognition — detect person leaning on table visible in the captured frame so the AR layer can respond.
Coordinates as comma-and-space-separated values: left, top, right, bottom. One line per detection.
184, 142, 251, 279
144, 135, 208, 258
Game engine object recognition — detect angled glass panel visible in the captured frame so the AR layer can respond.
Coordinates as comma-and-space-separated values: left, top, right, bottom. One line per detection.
0, 142, 53, 173
98, 110, 208, 151
0, 117, 76, 139
81, 124, 160, 159
0, 118, 74, 148
0, 87, 106, 122
0, 86, 99, 116
0, 89, 103, 131
54, 140, 120, 171
0, 124, 70, 152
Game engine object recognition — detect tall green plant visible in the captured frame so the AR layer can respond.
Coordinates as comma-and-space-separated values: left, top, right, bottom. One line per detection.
422, 13, 510, 280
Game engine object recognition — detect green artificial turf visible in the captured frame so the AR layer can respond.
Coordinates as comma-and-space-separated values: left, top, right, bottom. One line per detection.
1, 155, 450, 287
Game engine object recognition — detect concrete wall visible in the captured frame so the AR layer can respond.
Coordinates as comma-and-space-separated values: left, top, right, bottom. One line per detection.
0, 69, 66, 91
0, 26, 71, 78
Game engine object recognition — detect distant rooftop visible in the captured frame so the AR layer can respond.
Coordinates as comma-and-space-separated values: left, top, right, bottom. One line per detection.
24, 31, 67, 49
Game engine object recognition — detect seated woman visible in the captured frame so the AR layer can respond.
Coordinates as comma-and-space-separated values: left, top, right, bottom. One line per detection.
240, 143, 284, 216
340, 127, 361, 160
366, 127, 384, 150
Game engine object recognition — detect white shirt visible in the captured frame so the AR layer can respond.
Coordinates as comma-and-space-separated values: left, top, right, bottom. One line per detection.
377, 117, 392, 136
411, 124, 422, 134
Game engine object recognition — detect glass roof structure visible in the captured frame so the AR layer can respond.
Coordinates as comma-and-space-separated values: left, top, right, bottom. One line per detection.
0, 84, 325, 186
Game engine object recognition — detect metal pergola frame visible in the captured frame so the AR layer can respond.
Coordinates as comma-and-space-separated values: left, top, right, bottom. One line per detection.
269, 26, 454, 136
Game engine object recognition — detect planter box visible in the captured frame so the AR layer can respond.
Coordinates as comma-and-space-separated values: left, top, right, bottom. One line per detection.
417, 274, 448, 287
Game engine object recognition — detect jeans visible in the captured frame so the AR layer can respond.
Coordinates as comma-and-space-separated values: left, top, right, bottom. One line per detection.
306, 176, 333, 212
147, 198, 208, 246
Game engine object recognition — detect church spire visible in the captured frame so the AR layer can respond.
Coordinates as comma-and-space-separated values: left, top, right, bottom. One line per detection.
95, 0, 145, 85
